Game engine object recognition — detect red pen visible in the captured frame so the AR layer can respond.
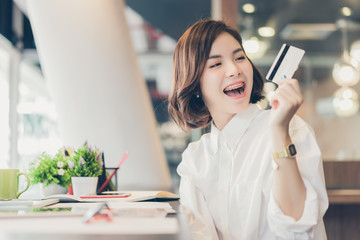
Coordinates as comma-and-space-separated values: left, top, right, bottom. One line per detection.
80, 193, 131, 199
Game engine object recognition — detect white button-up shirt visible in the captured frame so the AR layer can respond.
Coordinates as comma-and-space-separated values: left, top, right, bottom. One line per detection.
177, 104, 328, 240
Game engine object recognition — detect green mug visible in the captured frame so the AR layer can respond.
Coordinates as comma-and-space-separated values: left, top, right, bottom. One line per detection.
0, 169, 30, 199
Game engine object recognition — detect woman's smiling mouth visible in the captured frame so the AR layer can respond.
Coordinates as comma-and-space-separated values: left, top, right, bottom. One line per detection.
223, 82, 246, 98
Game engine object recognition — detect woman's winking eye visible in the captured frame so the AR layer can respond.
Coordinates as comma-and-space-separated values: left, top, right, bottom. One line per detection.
209, 62, 221, 68
235, 56, 245, 61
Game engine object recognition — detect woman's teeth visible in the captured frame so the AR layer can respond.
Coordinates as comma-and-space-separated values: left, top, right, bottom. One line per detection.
223, 82, 245, 96
224, 82, 244, 92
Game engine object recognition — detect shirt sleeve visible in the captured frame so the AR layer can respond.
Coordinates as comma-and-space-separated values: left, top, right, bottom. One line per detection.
267, 118, 329, 240
177, 156, 219, 240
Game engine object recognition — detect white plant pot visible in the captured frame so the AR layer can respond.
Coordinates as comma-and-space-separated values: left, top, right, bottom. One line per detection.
40, 183, 67, 198
71, 177, 98, 196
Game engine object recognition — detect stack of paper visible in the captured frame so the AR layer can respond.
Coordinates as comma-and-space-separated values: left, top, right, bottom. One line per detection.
0, 199, 59, 210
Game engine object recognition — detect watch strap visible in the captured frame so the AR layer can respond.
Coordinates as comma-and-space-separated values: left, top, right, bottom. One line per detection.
272, 143, 297, 159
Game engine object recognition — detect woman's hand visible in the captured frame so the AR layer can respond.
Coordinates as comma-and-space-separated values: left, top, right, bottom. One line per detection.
269, 78, 303, 132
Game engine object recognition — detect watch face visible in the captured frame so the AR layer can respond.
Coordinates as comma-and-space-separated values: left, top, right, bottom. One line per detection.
289, 144, 297, 156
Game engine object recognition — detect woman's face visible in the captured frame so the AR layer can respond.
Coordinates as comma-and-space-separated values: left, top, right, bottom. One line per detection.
200, 32, 254, 128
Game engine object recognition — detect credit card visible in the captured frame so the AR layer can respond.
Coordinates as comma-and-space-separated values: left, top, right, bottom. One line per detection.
265, 44, 305, 84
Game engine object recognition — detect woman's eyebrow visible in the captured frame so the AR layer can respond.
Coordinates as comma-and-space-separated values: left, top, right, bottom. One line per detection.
233, 48, 243, 54
208, 54, 221, 59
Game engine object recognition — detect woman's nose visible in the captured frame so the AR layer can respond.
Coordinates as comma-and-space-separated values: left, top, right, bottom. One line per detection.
226, 61, 241, 78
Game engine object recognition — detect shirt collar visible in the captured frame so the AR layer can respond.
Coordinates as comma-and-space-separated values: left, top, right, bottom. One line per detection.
210, 104, 261, 153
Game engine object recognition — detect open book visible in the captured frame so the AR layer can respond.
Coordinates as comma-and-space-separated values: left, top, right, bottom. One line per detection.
43, 191, 179, 203
43, 193, 129, 203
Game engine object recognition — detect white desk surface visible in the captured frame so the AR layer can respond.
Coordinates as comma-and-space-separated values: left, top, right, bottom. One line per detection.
0, 201, 191, 240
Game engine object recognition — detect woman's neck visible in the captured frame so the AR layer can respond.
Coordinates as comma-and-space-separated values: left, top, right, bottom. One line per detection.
212, 113, 236, 131
211, 104, 253, 131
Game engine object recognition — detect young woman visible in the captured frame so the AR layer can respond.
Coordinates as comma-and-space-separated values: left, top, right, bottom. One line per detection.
168, 19, 328, 239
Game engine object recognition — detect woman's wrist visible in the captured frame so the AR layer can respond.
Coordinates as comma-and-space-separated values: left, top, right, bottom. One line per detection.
271, 126, 291, 151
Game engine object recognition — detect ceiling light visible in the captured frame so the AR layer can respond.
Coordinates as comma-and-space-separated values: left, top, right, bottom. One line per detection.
242, 3, 255, 14
332, 60, 360, 86
333, 87, 359, 117
332, 18, 360, 89
258, 27, 275, 37
242, 37, 268, 59
280, 23, 337, 40
341, 7, 352, 16
243, 37, 259, 53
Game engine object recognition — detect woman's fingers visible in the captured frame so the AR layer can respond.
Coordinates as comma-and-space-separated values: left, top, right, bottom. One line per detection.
270, 89, 298, 111
277, 78, 302, 96
269, 78, 303, 127
274, 79, 303, 105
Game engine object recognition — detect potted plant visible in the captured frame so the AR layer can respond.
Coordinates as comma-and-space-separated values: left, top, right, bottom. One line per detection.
29, 149, 72, 197
67, 142, 103, 196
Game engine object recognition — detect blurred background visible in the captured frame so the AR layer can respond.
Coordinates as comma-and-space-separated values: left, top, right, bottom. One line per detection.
1, 0, 360, 177
1, 0, 360, 179
1, 0, 360, 238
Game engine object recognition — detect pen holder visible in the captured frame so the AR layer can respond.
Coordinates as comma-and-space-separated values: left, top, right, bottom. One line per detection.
97, 167, 118, 193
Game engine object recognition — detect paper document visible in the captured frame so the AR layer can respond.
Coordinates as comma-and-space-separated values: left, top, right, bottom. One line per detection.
51, 201, 176, 214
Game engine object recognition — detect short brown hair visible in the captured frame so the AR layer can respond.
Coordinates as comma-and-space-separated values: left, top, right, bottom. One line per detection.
168, 19, 264, 131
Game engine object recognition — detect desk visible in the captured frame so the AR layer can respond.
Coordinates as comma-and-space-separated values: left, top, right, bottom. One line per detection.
323, 161, 360, 240
0, 201, 191, 240
327, 189, 360, 204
